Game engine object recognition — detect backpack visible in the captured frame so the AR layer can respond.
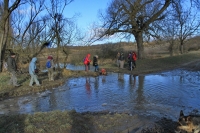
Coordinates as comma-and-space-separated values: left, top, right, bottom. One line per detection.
132, 52, 137, 60
46, 60, 51, 68
120, 53, 124, 60
83, 57, 86, 62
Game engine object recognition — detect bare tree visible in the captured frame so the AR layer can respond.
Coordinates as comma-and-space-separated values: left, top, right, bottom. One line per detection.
0, 0, 48, 72
172, 1, 200, 54
45, 0, 84, 68
94, 0, 171, 59
0, 0, 21, 72
158, 17, 179, 56
11, 0, 47, 59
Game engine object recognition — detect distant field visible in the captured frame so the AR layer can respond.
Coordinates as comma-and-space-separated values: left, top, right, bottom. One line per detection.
16, 36, 200, 70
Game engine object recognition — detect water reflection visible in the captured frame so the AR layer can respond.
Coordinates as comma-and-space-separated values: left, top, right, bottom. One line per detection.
136, 76, 145, 107
129, 75, 136, 89
85, 77, 91, 97
94, 77, 99, 90
102, 75, 106, 83
118, 73, 124, 80
0, 69, 200, 120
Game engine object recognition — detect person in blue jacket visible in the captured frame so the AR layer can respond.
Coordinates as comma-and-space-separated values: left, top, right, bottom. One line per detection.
29, 57, 40, 87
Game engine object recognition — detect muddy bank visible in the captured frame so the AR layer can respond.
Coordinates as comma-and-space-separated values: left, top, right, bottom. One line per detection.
0, 69, 101, 100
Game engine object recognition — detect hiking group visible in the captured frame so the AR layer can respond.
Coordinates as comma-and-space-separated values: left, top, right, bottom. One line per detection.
83, 51, 136, 75
7, 52, 55, 87
116, 51, 137, 70
29, 55, 55, 87
83, 54, 107, 75
127, 51, 137, 70
6, 51, 136, 87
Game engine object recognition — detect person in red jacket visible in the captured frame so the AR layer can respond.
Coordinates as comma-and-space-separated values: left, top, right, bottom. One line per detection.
132, 51, 137, 68
84, 54, 91, 71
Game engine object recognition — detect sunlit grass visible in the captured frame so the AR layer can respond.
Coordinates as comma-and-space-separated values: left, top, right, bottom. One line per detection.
0, 72, 10, 91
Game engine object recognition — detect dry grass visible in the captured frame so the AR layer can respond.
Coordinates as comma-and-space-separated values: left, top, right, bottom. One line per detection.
0, 110, 180, 133
102, 50, 200, 75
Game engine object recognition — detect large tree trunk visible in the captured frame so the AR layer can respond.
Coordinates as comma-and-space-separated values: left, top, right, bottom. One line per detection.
134, 32, 144, 59
180, 45, 183, 54
180, 41, 184, 54
0, 0, 10, 72
0, 0, 21, 72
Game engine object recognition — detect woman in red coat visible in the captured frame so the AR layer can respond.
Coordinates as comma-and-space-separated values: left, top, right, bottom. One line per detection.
132, 51, 137, 68
84, 54, 91, 71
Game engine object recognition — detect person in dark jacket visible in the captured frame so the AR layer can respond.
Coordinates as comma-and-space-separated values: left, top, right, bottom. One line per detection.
29, 57, 40, 86
7, 52, 20, 87
93, 55, 99, 72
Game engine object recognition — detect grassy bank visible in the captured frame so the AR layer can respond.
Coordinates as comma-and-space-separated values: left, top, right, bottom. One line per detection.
0, 110, 177, 133
101, 50, 200, 75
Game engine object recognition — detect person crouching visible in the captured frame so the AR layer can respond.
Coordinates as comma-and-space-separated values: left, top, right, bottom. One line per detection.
100, 68, 107, 75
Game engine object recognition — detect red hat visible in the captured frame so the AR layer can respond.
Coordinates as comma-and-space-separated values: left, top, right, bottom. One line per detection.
47, 55, 53, 59
87, 54, 90, 57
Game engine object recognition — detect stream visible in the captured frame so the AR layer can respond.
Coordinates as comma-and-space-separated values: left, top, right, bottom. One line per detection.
0, 67, 200, 121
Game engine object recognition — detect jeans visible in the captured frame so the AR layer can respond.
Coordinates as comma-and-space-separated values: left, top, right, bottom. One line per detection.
94, 65, 99, 72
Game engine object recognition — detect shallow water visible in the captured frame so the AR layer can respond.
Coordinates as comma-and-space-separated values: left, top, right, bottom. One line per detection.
0, 69, 200, 121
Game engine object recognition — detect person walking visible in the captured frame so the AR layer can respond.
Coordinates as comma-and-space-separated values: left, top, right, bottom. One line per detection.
29, 57, 40, 86
7, 52, 20, 87
46, 55, 55, 81
93, 55, 99, 72
84, 54, 91, 71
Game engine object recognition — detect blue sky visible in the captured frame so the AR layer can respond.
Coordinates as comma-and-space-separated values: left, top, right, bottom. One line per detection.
64, 0, 133, 45
64, 0, 111, 30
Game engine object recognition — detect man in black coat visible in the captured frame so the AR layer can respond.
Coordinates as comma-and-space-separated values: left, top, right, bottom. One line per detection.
7, 52, 20, 87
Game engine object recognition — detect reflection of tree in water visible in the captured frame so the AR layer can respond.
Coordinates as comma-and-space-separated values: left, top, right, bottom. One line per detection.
85, 77, 91, 97
136, 75, 146, 108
